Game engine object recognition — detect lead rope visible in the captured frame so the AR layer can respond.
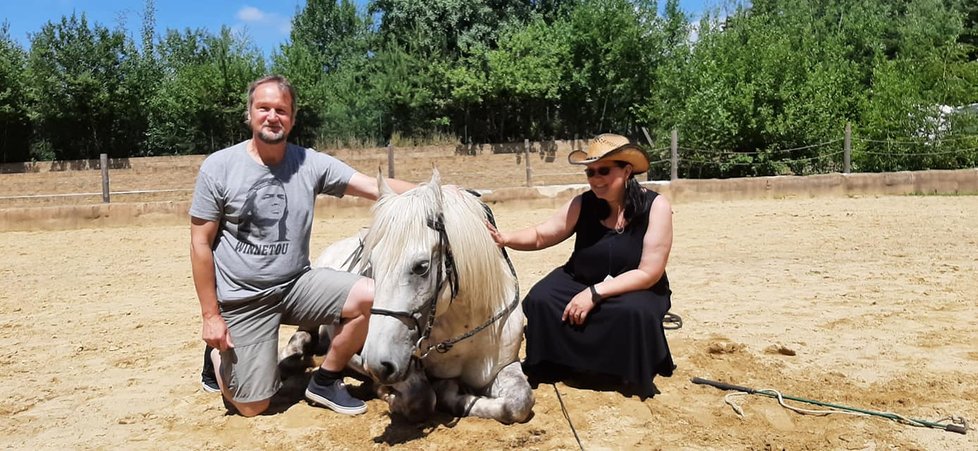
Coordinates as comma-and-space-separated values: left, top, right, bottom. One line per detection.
417, 202, 522, 357
554, 384, 585, 451
372, 200, 519, 359
487, 199, 584, 450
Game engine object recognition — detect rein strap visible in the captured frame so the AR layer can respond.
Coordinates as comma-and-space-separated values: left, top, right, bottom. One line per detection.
365, 201, 520, 360
417, 202, 521, 358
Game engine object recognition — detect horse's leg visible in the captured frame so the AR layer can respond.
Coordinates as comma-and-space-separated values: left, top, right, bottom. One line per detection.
384, 365, 437, 422
346, 352, 368, 376
278, 326, 324, 374
348, 355, 436, 422
433, 361, 534, 424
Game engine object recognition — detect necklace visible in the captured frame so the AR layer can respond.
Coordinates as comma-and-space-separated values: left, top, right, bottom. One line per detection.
614, 205, 625, 234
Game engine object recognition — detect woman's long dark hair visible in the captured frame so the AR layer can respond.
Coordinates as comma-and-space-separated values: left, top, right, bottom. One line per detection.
595, 161, 649, 224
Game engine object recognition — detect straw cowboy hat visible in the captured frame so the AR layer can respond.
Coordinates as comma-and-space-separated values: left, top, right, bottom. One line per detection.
567, 133, 649, 174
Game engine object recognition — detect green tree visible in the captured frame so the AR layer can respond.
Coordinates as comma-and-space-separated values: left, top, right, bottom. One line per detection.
146, 27, 265, 154
26, 13, 138, 160
0, 22, 32, 164
856, 0, 975, 171
370, 0, 532, 55
956, 0, 978, 59
486, 17, 572, 140
557, 0, 661, 136
637, 0, 692, 178
670, 0, 898, 177
119, 0, 164, 156
274, 0, 380, 147
370, 32, 453, 142
368, 0, 538, 143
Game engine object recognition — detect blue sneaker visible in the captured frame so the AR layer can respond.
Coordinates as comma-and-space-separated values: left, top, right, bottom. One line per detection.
305, 378, 367, 415
201, 346, 221, 393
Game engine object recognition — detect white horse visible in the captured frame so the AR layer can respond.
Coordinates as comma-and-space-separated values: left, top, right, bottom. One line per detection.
283, 171, 534, 424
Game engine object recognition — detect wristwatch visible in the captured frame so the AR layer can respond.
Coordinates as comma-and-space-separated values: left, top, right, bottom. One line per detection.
589, 285, 603, 305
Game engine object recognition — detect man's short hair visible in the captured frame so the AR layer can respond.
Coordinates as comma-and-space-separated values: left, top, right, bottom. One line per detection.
247, 75, 298, 119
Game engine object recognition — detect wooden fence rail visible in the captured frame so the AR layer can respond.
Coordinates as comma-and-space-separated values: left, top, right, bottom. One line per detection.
6, 122, 973, 207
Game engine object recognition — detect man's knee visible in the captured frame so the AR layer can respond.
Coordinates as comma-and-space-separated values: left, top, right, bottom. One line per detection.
343, 277, 374, 317
229, 398, 271, 417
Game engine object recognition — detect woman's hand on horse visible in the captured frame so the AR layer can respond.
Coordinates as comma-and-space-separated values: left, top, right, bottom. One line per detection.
485, 221, 506, 248
561, 290, 595, 326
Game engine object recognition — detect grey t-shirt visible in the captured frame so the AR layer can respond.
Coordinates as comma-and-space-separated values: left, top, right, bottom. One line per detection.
190, 141, 356, 304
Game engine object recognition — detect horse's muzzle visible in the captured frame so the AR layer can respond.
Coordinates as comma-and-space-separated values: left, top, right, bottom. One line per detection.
364, 359, 406, 385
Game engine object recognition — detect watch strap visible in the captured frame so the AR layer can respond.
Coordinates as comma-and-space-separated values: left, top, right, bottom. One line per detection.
589, 285, 602, 304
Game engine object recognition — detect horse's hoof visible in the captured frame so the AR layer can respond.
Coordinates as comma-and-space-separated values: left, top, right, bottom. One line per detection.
277, 354, 311, 375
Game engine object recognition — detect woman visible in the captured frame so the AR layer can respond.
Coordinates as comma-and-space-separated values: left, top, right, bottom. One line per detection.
488, 133, 674, 398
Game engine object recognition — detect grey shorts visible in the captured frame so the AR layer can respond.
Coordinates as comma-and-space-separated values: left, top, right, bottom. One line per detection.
218, 267, 362, 403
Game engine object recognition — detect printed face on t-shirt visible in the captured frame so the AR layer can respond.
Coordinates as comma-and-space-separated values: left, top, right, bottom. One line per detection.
255, 183, 286, 222
237, 177, 290, 243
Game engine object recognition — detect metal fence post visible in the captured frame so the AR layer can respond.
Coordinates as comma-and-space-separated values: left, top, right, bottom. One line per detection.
524, 138, 533, 187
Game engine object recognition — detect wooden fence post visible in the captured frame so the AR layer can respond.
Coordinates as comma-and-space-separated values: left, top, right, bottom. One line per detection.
844, 122, 851, 174
100, 153, 110, 203
670, 129, 679, 181
524, 138, 533, 187
387, 143, 395, 178
641, 127, 654, 148
641, 127, 654, 181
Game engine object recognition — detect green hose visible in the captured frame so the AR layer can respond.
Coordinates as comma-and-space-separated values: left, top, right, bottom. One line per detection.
692, 377, 968, 435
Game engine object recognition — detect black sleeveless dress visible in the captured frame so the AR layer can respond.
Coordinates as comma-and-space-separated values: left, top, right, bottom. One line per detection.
521, 189, 674, 398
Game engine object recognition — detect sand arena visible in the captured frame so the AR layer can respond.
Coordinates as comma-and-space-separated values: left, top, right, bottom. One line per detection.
1, 151, 976, 449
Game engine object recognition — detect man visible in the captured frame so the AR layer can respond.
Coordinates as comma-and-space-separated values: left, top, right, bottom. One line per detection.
190, 74, 414, 417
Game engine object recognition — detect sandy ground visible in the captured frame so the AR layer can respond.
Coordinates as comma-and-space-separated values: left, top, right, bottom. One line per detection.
1, 194, 977, 450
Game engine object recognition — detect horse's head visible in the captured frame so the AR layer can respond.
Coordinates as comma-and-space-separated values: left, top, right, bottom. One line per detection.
359, 170, 459, 384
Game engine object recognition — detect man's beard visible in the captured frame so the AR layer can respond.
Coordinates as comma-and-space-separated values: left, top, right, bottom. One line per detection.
257, 128, 286, 144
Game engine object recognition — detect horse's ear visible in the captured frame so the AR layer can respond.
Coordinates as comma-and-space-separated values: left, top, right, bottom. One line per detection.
428, 167, 443, 203
377, 167, 394, 198
429, 166, 441, 186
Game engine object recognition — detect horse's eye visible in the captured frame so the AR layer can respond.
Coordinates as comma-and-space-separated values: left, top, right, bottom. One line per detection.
412, 261, 430, 276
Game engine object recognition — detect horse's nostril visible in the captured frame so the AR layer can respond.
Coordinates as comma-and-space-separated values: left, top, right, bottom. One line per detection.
379, 361, 397, 381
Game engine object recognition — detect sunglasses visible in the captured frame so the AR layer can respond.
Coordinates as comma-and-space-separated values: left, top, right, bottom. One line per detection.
585, 164, 622, 178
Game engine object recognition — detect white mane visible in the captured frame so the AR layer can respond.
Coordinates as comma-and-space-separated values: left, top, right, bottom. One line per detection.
363, 177, 515, 320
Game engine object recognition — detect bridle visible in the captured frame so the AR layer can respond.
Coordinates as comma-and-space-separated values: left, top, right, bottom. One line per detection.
368, 212, 460, 359
366, 204, 520, 360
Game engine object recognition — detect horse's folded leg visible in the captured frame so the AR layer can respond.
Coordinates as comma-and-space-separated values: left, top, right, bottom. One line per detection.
434, 362, 534, 424
278, 328, 317, 375
433, 379, 463, 413
346, 353, 367, 377
312, 324, 332, 356
485, 362, 535, 423
386, 368, 436, 423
